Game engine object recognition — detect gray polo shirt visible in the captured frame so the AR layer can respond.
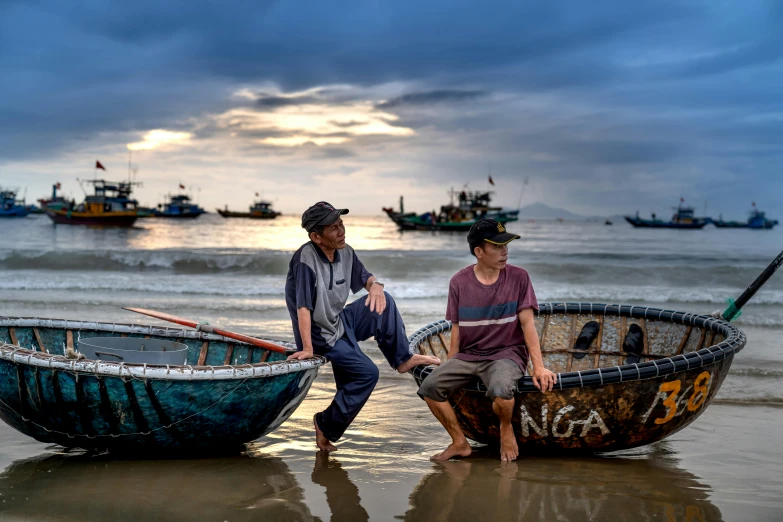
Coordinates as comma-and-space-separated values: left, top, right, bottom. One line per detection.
285, 242, 372, 350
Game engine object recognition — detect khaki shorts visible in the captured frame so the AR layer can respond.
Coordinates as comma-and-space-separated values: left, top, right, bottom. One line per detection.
418, 358, 523, 401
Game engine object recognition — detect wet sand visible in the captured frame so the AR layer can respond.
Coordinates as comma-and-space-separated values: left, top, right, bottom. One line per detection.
0, 349, 781, 522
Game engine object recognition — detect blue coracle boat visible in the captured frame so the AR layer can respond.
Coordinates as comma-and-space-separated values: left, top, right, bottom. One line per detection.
0, 317, 324, 453
0, 188, 31, 218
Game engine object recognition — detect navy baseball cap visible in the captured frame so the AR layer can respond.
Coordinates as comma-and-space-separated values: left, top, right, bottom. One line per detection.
467, 218, 520, 245
301, 201, 349, 232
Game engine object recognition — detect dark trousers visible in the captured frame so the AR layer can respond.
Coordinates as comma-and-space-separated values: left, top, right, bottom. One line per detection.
315, 292, 412, 442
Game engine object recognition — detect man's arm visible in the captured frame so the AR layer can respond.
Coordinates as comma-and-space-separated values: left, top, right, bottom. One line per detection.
447, 324, 460, 359
519, 308, 556, 391
287, 308, 315, 360
363, 275, 387, 314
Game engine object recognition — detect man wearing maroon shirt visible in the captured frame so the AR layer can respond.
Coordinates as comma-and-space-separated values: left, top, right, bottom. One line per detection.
418, 218, 557, 461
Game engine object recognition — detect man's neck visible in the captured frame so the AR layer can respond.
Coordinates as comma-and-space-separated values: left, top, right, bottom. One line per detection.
314, 242, 336, 262
473, 263, 501, 285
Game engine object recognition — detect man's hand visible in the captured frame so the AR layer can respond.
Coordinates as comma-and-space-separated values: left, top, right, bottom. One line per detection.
287, 350, 314, 361
365, 283, 387, 314
531, 366, 557, 392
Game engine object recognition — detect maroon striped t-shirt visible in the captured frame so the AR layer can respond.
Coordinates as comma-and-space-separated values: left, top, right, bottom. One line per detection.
445, 264, 538, 372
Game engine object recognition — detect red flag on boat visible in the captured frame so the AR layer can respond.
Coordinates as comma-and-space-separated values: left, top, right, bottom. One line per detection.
95, 161, 106, 171
179, 183, 185, 189
488, 175, 495, 186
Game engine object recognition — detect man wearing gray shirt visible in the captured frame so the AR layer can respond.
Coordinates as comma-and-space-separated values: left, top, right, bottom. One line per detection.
286, 202, 439, 451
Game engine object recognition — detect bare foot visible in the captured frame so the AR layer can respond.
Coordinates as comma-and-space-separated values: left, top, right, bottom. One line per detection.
314, 414, 336, 452
430, 441, 473, 461
499, 425, 518, 462
397, 354, 441, 373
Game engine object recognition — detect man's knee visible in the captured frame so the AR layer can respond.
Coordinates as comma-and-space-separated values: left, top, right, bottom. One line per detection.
486, 381, 518, 401
418, 375, 449, 402
381, 291, 397, 310
363, 360, 380, 385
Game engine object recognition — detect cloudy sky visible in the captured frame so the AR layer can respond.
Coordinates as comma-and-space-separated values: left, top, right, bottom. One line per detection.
2, 0, 782, 218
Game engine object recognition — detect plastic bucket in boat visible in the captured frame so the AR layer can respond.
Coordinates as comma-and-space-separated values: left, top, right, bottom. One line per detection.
77, 337, 188, 365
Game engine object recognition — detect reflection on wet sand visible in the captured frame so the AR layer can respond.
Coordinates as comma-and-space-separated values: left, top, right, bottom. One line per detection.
0, 451, 313, 522
311, 452, 369, 522
405, 446, 723, 522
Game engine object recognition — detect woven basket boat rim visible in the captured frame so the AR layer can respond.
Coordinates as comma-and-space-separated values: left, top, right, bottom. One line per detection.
0, 316, 326, 380
408, 302, 747, 391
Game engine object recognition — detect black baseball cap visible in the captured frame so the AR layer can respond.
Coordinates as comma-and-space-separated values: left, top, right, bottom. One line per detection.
301, 201, 349, 232
467, 218, 520, 245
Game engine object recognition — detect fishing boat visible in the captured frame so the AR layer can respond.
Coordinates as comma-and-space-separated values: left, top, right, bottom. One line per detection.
0, 315, 324, 453
713, 203, 778, 229
38, 183, 75, 213
624, 199, 710, 229
217, 200, 281, 219
0, 188, 31, 218
384, 190, 519, 231
409, 303, 745, 453
45, 179, 140, 227
136, 206, 156, 218
153, 193, 206, 218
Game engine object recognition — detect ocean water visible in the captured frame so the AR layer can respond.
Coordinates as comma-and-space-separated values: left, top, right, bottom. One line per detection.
0, 212, 781, 520
1, 213, 781, 407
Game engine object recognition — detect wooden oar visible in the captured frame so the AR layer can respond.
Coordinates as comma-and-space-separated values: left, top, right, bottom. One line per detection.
722, 249, 783, 322
122, 307, 288, 353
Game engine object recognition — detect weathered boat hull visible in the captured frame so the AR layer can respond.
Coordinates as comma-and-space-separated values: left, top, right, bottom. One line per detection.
0, 208, 31, 217
151, 211, 204, 218
714, 221, 778, 229
217, 209, 280, 219
389, 211, 520, 231
410, 303, 746, 453
624, 217, 708, 229
45, 209, 138, 227
0, 317, 324, 453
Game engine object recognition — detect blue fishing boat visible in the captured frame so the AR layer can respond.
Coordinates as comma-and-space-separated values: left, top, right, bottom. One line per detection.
0, 316, 324, 453
0, 188, 31, 218
153, 193, 206, 218
714, 203, 778, 229
625, 199, 710, 229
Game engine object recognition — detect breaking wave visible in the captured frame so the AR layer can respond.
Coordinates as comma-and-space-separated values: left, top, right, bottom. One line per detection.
712, 397, 783, 408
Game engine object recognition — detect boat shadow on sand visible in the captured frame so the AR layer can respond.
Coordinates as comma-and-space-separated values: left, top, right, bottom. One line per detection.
0, 450, 315, 522
404, 444, 722, 522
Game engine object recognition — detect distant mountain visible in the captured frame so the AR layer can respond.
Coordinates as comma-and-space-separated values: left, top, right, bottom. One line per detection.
515, 202, 586, 220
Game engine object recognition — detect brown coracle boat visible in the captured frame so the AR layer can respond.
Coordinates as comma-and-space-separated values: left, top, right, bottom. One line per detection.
409, 303, 746, 453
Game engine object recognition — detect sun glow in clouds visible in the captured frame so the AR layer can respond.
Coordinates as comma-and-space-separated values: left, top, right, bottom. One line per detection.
217, 92, 415, 148
127, 129, 193, 151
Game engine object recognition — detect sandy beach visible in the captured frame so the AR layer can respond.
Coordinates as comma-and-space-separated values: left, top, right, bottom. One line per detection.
0, 355, 781, 521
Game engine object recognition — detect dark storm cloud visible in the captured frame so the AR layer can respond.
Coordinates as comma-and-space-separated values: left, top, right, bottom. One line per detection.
255, 94, 320, 109
376, 90, 487, 109
329, 120, 366, 128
